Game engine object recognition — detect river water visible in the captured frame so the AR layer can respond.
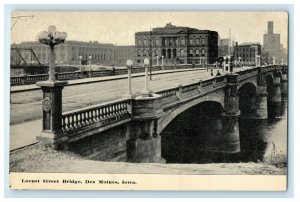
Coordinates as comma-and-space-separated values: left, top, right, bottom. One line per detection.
161, 99, 288, 164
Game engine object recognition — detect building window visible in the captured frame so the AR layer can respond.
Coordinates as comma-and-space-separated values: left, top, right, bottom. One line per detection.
143, 49, 147, 56
189, 38, 193, 45
138, 39, 142, 46
180, 49, 185, 57
155, 49, 159, 56
201, 49, 205, 56
175, 38, 178, 46
137, 50, 142, 57
143, 39, 147, 46
201, 38, 206, 45
181, 38, 185, 46
156, 39, 159, 46
189, 50, 193, 56
169, 39, 173, 46
196, 38, 200, 45
195, 50, 200, 56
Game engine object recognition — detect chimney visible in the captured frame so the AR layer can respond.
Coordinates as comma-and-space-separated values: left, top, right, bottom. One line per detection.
268, 21, 274, 34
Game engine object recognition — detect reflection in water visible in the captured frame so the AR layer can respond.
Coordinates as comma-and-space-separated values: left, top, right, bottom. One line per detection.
161, 100, 287, 164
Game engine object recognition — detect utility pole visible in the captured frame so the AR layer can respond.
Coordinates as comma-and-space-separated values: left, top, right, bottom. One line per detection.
228, 28, 231, 56
149, 28, 153, 80
11, 15, 34, 31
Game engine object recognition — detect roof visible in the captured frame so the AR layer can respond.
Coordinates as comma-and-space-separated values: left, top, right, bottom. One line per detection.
135, 23, 218, 35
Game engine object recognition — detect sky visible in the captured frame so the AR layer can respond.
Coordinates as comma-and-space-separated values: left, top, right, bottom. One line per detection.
10, 11, 288, 49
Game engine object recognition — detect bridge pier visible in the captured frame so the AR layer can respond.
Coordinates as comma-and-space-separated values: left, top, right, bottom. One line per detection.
36, 80, 68, 149
281, 70, 288, 100
221, 74, 240, 153
268, 71, 282, 118
127, 93, 166, 163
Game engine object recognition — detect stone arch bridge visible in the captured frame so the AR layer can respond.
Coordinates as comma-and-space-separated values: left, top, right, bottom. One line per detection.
37, 65, 288, 163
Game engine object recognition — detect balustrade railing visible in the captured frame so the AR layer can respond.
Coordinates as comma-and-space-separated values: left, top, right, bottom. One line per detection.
61, 98, 131, 133
155, 87, 179, 106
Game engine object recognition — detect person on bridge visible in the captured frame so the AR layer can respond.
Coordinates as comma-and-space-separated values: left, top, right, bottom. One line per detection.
216, 70, 221, 77
211, 69, 214, 76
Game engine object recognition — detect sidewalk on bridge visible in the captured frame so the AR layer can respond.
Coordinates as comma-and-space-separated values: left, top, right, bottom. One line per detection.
10, 119, 41, 151
11, 67, 206, 93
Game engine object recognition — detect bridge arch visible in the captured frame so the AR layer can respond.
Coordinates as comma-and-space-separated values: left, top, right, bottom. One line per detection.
238, 82, 257, 118
159, 100, 225, 163
158, 92, 225, 134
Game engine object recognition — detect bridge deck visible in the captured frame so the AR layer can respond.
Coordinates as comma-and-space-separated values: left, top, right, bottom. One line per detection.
10, 66, 281, 150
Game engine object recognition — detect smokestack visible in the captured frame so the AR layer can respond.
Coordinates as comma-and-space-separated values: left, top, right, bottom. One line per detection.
268, 21, 274, 34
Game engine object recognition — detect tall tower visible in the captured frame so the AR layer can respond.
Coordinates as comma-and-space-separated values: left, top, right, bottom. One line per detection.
268, 21, 274, 34
263, 21, 282, 64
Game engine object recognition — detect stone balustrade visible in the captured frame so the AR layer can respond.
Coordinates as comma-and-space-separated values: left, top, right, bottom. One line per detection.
61, 98, 131, 134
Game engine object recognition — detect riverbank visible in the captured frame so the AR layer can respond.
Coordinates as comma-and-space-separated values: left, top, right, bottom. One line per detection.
9, 143, 286, 175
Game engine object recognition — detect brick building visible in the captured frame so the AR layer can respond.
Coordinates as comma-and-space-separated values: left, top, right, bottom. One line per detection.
11, 41, 134, 66
233, 42, 262, 66
134, 23, 218, 66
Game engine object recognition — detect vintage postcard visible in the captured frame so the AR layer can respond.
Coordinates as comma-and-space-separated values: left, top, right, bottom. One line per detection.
9, 11, 288, 191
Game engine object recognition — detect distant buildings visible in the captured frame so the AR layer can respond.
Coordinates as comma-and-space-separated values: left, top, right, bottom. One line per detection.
11, 40, 134, 66
263, 21, 286, 64
134, 23, 219, 66
218, 38, 234, 58
233, 42, 262, 66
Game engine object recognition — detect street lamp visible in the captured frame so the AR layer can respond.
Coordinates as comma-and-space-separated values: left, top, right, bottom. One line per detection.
228, 56, 232, 73
142, 58, 150, 97
79, 55, 83, 78
156, 55, 159, 66
123, 59, 133, 98
37, 25, 67, 81
88, 55, 92, 77
273, 57, 276, 65
223, 56, 226, 73
256, 55, 261, 67
161, 55, 164, 67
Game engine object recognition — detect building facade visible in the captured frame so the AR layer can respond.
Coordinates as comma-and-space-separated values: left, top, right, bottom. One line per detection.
263, 21, 284, 64
11, 41, 134, 66
134, 23, 218, 66
233, 42, 262, 66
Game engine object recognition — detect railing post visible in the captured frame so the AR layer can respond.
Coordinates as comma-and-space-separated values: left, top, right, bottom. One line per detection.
36, 80, 68, 149
176, 84, 183, 100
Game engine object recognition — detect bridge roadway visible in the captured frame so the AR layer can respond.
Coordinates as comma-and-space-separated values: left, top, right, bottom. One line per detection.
10, 67, 252, 150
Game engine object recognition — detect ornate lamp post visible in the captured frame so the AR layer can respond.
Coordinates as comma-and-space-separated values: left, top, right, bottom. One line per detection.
223, 56, 227, 73
36, 25, 68, 148
88, 55, 92, 77
78, 55, 83, 78
123, 59, 133, 98
228, 56, 232, 73
37, 25, 67, 81
142, 58, 150, 97
256, 55, 261, 67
